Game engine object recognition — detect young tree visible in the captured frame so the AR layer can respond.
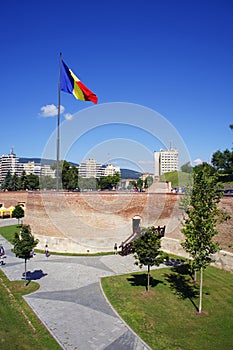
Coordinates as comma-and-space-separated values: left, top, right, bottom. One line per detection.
12, 205, 25, 225
13, 225, 39, 285
132, 226, 166, 292
181, 163, 229, 313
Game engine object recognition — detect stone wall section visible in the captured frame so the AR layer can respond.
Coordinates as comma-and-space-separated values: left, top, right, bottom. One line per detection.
0, 191, 232, 270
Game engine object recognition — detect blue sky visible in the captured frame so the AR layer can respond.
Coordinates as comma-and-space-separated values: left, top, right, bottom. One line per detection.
1, 0, 233, 173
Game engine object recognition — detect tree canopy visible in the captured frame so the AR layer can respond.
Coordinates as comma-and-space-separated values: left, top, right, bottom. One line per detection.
132, 226, 166, 291
14, 225, 39, 284
12, 205, 25, 225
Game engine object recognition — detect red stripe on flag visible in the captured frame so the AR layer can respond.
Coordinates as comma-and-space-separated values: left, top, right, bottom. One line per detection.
76, 81, 98, 104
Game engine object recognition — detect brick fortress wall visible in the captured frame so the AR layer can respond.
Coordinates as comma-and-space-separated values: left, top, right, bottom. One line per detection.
0, 191, 232, 262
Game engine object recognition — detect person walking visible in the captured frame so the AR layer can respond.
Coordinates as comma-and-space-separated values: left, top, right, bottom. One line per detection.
45, 244, 49, 258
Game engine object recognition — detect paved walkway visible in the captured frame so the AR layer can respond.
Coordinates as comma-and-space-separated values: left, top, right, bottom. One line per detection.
0, 223, 152, 350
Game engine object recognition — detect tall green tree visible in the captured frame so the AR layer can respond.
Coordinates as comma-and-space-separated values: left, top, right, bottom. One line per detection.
62, 163, 79, 190
19, 170, 28, 190
13, 225, 39, 285
181, 163, 229, 313
12, 205, 25, 225
27, 173, 39, 190
1, 170, 12, 190
132, 226, 166, 292
10, 173, 19, 191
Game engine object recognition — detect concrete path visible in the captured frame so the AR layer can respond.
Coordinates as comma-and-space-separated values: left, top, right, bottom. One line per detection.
0, 227, 152, 350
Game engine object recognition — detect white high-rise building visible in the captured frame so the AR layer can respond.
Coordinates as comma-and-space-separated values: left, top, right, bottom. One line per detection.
0, 149, 20, 183
154, 148, 179, 177
78, 158, 103, 178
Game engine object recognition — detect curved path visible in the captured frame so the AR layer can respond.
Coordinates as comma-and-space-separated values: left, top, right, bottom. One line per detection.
0, 220, 151, 350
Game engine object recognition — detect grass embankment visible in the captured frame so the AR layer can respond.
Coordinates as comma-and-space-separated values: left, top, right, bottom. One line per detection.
0, 270, 61, 350
160, 171, 192, 187
102, 265, 233, 350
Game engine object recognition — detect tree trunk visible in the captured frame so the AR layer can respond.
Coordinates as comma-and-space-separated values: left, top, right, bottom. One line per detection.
194, 270, 197, 283
24, 258, 27, 286
198, 267, 203, 313
147, 265, 150, 292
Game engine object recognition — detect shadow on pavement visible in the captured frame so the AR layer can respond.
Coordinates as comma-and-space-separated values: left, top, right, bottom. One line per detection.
22, 269, 47, 280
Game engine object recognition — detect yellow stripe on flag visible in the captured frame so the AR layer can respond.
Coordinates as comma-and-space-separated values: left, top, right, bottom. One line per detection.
69, 69, 85, 101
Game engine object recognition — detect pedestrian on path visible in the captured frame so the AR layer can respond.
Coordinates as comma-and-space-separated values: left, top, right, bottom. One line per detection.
114, 242, 118, 254
45, 244, 49, 258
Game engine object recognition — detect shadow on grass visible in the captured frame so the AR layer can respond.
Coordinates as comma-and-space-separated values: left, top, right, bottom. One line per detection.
127, 273, 164, 290
164, 265, 199, 311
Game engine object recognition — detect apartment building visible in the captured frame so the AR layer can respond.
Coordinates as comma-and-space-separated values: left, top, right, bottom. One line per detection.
78, 158, 103, 178
154, 148, 179, 177
0, 149, 20, 183
103, 164, 120, 176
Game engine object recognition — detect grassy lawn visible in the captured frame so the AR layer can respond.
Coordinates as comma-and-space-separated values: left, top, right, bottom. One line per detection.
102, 264, 233, 350
0, 269, 61, 350
0, 224, 21, 244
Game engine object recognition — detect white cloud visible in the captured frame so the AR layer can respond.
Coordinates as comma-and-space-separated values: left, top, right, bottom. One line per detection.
39, 104, 65, 117
193, 158, 203, 165
64, 113, 73, 121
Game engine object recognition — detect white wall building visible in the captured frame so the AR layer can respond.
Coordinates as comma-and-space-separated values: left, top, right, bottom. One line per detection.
154, 148, 179, 177
103, 164, 120, 176
0, 149, 20, 183
41, 164, 56, 178
78, 158, 103, 178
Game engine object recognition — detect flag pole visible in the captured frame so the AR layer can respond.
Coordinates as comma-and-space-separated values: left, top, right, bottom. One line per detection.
56, 52, 62, 192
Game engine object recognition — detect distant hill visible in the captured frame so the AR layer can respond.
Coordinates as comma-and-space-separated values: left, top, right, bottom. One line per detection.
19, 158, 142, 179
120, 168, 142, 179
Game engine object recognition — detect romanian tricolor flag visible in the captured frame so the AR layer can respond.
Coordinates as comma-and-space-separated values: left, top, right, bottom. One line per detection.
60, 60, 98, 104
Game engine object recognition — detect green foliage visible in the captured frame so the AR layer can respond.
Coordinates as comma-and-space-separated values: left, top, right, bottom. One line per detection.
39, 175, 56, 190
181, 162, 193, 173
61, 160, 79, 190
27, 173, 39, 190
12, 205, 25, 224
144, 175, 153, 188
181, 163, 230, 312
160, 171, 193, 187
18, 170, 28, 190
0, 225, 20, 244
1, 170, 16, 191
97, 173, 121, 190
14, 225, 39, 261
79, 177, 98, 191
14, 225, 39, 283
1, 171, 40, 191
132, 226, 166, 291
181, 163, 227, 270
211, 149, 233, 181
